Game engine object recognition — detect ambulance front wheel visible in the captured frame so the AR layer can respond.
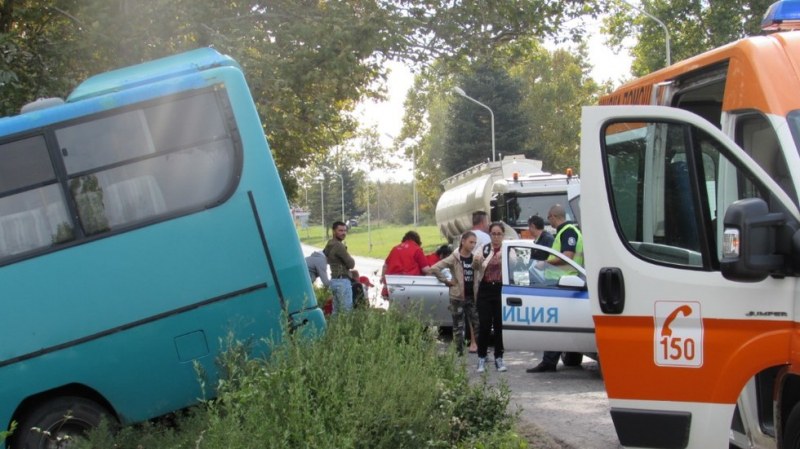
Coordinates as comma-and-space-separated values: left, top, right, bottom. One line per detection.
784, 402, 800, 448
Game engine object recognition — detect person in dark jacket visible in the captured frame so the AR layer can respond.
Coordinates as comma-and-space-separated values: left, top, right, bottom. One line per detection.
527, 215, 554, 261
323, 221, 356, 313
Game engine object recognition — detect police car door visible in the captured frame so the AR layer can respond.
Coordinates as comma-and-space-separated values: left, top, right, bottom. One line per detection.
502, 240, 595, 354
581, 105, 798, 449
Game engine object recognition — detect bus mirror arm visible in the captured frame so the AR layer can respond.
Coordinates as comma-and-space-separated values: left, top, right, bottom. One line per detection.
721, 198, 791, 282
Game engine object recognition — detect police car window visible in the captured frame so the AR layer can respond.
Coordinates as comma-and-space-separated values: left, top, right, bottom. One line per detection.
508, 246, 582, 288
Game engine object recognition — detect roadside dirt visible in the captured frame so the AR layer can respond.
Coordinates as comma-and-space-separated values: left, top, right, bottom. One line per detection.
515, 420, 566, 449
466, 350, 622, 449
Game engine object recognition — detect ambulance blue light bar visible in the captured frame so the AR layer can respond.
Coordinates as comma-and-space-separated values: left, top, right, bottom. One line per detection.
762, 0, 800, 31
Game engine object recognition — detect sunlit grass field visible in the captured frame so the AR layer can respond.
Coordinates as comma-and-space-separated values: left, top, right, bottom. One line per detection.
297, 224, 448, 258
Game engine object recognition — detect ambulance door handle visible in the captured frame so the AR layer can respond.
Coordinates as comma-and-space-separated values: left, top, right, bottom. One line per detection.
597, 267, 625, 314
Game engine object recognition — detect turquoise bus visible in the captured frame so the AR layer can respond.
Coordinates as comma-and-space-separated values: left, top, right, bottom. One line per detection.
0, 48, 325, 448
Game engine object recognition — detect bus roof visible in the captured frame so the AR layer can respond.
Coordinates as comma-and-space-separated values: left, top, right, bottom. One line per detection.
68, 47, 239, 102
0, 48, 238, 136
600, 31, 800, 116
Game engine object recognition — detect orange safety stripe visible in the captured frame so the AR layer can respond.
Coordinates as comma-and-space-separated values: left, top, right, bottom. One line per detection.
595, 315, 795, 404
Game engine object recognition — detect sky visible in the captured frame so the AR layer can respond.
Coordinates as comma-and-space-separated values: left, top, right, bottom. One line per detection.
354, 22, 636, 182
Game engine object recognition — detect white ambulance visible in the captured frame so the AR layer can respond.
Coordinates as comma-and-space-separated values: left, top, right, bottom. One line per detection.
582, 3, 800, 448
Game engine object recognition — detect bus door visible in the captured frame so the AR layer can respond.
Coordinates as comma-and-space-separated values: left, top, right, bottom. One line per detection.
581, 105, 798, 448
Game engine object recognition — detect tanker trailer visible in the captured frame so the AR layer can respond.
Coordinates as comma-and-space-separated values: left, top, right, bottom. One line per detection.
434, 155, 579, 243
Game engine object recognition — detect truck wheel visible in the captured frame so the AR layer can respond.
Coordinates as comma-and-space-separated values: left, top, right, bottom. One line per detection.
561, 352, 583, 367
785, 403, 800, 448
14, 396, 113, 449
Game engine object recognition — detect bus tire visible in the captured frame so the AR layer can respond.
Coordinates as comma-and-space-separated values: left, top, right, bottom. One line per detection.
785, 403, 800, 449
15, 396, 112, 449
561, 352, 583, 367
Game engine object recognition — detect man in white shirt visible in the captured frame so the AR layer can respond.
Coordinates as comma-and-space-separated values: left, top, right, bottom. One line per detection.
469, 211, 491, 255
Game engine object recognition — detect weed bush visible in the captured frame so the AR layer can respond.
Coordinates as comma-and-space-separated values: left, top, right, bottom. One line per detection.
78, 310, 525, 449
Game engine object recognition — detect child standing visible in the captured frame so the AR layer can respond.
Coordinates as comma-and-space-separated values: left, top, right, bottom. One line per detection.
430, 231, 483, 355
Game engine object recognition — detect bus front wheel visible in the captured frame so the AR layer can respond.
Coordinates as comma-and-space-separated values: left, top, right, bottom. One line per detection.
15, 396, 113, 449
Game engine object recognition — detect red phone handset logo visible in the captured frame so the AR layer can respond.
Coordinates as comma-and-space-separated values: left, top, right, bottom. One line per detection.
656, 302, 702, 367
661, 305, 693, 337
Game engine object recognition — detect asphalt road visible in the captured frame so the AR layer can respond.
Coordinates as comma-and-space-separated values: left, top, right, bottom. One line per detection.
300, 243, 622, 448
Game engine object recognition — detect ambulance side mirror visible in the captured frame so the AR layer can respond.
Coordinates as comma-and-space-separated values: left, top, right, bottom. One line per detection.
720, 198, 786, 282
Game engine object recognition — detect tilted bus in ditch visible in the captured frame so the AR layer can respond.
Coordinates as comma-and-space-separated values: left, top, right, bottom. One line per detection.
0, 48, 325, 448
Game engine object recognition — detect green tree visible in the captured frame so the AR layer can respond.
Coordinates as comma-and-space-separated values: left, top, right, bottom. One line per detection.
400, 39, 606, 209
508, 39, 607, 171
444, 60, 529, 174
604, 0, 775, 76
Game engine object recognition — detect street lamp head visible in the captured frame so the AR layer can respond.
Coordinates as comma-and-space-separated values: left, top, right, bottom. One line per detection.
452, 86, 466, 97
314, 175, 325, 182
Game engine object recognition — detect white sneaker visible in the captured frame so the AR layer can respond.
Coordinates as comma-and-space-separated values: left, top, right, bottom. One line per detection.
477, 357, 486, 373
495, 357, 507, 372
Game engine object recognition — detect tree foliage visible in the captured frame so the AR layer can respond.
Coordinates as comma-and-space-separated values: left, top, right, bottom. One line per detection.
0, 0, 604, 200
443, 60, 529, 174
509, 39, 607, 171
400, 38, 606, 211
604, 0, 775, 76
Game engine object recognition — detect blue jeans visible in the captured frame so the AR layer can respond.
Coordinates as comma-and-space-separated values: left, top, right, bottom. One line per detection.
329, 278, 353, 313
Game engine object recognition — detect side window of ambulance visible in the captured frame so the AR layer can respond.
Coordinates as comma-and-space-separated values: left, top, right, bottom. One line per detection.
734, 113, 797, 204
603, 120, 768, 270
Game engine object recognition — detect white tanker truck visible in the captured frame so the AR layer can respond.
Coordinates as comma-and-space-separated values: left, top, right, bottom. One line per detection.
434, 155, 580, 242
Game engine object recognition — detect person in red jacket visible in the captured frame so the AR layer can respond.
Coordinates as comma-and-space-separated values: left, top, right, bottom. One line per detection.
380, 230, 432, 298
426, 244, 453, 267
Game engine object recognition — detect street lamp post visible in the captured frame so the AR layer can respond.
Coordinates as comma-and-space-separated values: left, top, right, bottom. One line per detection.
315, 175, 325, 238
621, 0, 671, 67
453, 86, 496, 162
412, 147, 418, 227
325, 168, 345, 223
366, 175, 372, 253
386, 133, 418, 227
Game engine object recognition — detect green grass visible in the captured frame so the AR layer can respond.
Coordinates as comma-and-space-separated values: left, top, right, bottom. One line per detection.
298, 224, 449, 257
77, 309, 526, 449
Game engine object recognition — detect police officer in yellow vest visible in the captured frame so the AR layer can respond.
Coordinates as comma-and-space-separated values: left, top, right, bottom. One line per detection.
543, 204, 584, 280
528, 204, 584, 374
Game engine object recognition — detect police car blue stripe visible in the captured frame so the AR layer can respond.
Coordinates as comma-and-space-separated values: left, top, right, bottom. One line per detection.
503, 285, 589, 299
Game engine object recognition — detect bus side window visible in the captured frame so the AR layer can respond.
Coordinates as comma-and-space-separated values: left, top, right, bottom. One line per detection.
0, 136, 73, 259
55, 90, 238, 236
